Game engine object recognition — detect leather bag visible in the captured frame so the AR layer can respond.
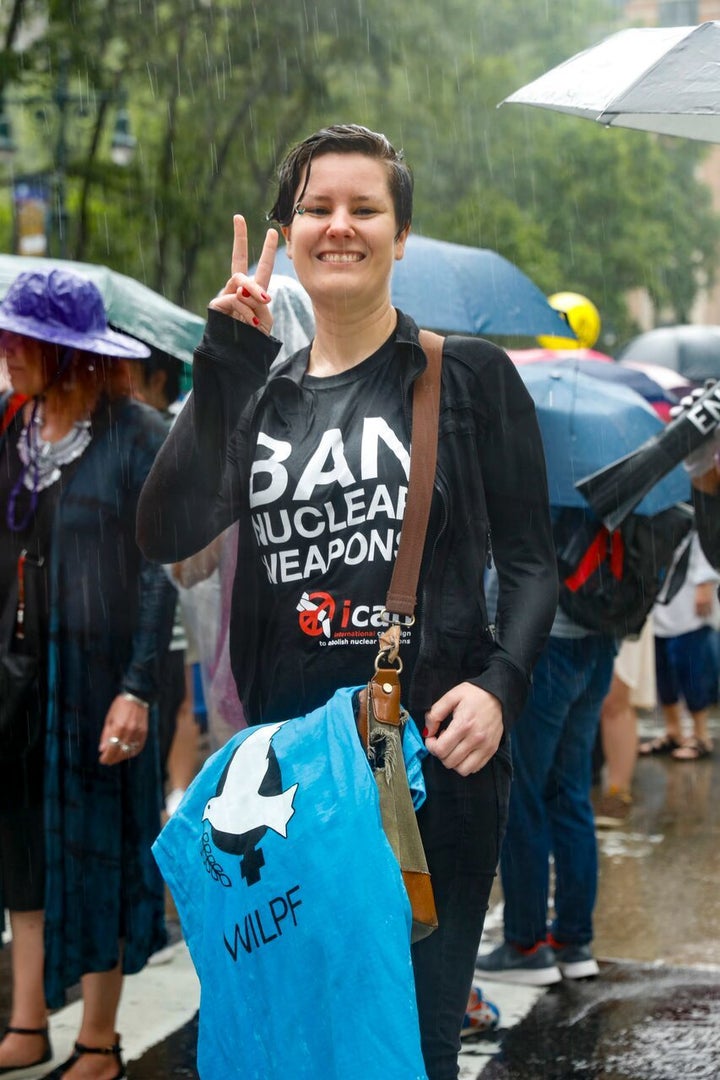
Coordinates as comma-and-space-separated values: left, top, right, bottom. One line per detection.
0, 551, 44, 759
356, 329, 444, 943
0, 395, 43, 759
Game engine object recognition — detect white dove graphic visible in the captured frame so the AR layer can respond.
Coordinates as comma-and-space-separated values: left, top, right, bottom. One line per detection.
203, 722, 298, 841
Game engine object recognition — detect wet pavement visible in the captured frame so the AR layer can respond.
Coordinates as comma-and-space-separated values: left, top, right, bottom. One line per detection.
463, 962, 720, 1079
2, 707, 719, 1078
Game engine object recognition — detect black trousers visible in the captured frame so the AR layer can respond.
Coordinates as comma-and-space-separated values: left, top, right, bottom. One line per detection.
412, 751, 511, 1080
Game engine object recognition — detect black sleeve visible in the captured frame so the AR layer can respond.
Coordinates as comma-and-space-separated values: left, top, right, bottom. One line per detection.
122, 405, 181, 701
466, 344, 558, 727
136, 309, 281, 563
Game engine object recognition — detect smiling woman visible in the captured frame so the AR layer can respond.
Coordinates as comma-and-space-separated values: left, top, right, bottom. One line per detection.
275, 152, 408, 365
137, 123, 558, 1080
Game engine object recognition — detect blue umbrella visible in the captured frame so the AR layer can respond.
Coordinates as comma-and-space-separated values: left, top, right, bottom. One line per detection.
511, 348, 679, 416
266, 234, 574, 338
519, 362, 690, 512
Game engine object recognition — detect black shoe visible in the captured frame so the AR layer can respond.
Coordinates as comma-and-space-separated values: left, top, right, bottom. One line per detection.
42, 1035, 125, 1080
0, 1025, 52, 1077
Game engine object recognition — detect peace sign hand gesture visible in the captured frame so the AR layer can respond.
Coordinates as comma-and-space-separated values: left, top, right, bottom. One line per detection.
210, 214, 278, 334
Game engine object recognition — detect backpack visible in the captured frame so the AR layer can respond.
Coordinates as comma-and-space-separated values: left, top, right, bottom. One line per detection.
554, 504, 694, 638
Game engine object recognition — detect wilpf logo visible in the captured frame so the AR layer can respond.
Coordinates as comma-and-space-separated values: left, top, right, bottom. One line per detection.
296, 590, 335, 638
202, 723, 298, 886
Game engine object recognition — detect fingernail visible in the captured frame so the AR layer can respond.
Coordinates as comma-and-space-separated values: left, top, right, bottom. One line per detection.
422, 727, 428, 738
241, 287, 251, 297
260, 292, 271, 302
252, 316, 260, 326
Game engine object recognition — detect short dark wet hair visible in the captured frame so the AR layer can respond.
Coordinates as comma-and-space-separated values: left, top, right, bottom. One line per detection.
138, 345, 182, 405
268, 124, 413, 239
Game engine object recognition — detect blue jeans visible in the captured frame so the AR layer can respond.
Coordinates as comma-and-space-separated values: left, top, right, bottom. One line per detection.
413, 750, 511, 1080
500, 634, 615, 949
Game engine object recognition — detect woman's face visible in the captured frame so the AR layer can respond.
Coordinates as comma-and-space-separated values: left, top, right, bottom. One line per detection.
0, 331, 50, 397
281, 152, 409, 309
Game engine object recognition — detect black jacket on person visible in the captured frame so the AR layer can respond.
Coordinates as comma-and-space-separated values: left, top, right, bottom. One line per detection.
694, 487, 720, 573
136, 308, 558, 740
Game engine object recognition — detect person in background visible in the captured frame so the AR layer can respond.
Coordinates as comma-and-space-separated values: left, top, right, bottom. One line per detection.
675, 389, 720, 570
691, 441, 720, 571
476, 558, 615, 987
594, 619, 656, 828
640, 531, 718, 761
0, 270, 173, 1080
136, 124, 557, 1079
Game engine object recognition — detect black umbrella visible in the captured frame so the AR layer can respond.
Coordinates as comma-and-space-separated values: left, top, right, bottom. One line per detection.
617, 325, 720, 384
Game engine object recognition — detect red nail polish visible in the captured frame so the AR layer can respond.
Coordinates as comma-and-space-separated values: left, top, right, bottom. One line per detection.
252, 316, 260, 326
260, 292, 271, 302
241, 287, 251, 297
422, 727, 428, 738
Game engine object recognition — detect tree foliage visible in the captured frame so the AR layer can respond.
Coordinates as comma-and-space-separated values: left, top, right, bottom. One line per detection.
0, 0, 718, 345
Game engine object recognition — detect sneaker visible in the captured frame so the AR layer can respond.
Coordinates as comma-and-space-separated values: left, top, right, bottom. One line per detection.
547, 935, 599, 979
475, 941, 562, 986
460, 984, 500, 1037
594, 786, 632, 829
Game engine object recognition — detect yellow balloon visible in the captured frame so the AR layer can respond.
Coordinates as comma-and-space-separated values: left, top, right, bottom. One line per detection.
537, 292, 602, 350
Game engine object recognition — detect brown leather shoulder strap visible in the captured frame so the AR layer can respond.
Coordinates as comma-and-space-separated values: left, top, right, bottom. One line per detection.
384, 329, 444, 620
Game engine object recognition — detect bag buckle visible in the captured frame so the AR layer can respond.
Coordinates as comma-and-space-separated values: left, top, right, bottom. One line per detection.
374, 649, 403, 674
379, 609, 415, 628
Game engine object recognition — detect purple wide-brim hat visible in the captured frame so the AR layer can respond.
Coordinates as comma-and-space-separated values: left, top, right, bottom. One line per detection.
0, 269, 150, 360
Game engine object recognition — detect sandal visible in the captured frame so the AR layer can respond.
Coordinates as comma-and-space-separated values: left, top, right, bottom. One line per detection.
638, 734, 681, 756
42, 1035, 124, 1080
0, 1026, 52, 1077
671, 738, 713, 761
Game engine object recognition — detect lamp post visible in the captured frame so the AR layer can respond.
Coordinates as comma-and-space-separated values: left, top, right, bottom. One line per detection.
0, 55, 136, 258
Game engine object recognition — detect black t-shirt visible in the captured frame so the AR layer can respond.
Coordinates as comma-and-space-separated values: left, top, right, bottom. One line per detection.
249, 336, 422, 723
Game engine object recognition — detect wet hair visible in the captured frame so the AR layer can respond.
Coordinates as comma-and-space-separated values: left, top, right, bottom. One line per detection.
268, 124, 413, 239
137, 345, 182, 405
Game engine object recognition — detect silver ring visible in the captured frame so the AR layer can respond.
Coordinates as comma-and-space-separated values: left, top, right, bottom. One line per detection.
109, 735, 139, 754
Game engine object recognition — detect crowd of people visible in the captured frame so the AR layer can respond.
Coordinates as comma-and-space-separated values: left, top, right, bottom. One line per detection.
1, 122, 719, 1080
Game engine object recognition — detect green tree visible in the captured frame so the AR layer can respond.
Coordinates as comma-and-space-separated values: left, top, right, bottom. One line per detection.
1, 0, 718, 344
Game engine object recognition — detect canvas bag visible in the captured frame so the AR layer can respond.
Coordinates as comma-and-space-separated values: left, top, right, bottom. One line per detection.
153, 688, 428, 1080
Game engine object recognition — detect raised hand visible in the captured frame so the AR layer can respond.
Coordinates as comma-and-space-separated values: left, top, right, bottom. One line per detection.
210, 214, 278, 334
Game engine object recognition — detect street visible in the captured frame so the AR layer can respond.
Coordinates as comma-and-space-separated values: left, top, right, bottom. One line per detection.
2, 707, 719, 1078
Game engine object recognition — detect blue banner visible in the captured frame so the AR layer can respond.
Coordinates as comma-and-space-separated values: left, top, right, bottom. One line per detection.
154, 686, 427, 1080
